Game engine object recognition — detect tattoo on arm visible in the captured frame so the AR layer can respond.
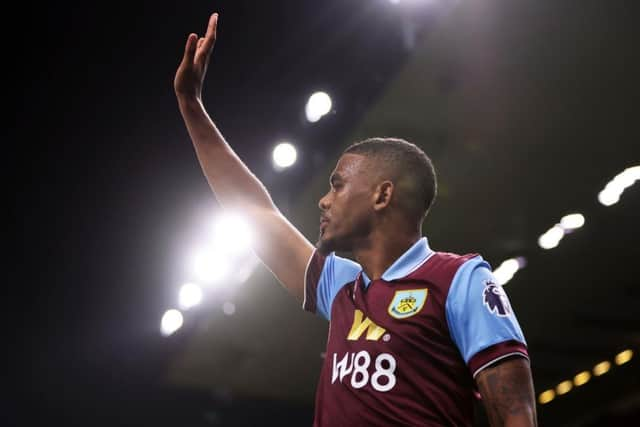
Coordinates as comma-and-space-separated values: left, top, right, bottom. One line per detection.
476, 357, 537, 427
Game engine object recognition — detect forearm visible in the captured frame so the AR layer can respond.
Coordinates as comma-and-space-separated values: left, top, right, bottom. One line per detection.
476, 357, 537, 427
177, 95, 276, 213
173, 15, 314, 301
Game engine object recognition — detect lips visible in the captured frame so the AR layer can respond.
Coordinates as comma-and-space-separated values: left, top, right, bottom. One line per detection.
320, 215, 330, 232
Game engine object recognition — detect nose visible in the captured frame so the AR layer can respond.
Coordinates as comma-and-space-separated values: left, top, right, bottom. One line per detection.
318, 191, 331, 211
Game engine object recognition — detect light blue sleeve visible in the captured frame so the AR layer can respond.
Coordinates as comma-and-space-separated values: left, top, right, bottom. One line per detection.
316, 253, 361, 320
445, 257, 526, 364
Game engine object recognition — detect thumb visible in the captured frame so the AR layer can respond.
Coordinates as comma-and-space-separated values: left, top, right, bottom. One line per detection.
181, 33, 198, 64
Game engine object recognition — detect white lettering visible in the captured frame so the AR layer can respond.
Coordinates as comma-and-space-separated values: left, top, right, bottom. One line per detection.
331, 352, 354, 384
371, 353, 397, 392
330, 351, 397, 392
351, 351, 371, 389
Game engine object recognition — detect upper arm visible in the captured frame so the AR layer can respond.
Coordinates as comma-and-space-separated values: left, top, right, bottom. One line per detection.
249, 207, 315, 302
302, 250, 361, 320
446, 258, 535, 425
446, 259, 528, 377
475, 357, 537, 427
239, 207, 360, 313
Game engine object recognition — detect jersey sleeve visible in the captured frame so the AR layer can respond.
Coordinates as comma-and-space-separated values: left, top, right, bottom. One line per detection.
302, 250, 361, 321
445, 257, 529, 378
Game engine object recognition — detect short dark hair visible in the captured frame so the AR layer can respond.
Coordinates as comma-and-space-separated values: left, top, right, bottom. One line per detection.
344, 137, 437, 223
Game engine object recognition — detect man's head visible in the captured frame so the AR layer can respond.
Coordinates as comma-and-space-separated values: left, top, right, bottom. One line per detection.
316, 137, 437, 254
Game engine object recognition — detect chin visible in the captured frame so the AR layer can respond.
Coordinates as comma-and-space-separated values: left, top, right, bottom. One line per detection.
316, 236, 334, 256
316, 233, 350, 255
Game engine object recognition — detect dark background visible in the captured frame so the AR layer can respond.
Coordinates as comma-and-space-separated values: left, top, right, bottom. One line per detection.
9, 0, 640, 426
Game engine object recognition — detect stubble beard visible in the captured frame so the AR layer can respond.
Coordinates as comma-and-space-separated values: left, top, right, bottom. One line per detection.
317, 217, 373, 255
316, 228, 356, 256
316, 232, 335, 256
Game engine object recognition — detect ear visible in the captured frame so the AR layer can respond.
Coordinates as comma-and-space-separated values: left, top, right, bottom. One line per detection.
373, 181, 394, 211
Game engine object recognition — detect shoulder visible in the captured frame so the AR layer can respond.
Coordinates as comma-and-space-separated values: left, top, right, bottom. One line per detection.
408, 250, 485, 285
431, 251, 481, 269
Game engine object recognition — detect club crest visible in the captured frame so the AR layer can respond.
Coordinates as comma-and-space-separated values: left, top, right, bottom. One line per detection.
388, 289, 428, 319
483, 280, 512, 317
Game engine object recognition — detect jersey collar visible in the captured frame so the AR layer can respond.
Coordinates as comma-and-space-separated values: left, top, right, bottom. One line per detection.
361, 237, 433, 288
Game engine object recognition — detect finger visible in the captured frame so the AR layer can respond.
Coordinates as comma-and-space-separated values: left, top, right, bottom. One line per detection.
201, 13, 218, 54
197, 37, 205, 50
181, 33, 198, 65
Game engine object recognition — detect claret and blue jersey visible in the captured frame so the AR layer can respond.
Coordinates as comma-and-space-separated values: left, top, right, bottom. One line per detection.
303, 237, 528, 427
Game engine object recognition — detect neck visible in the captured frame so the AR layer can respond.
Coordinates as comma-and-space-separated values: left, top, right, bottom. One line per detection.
352, 227, 421, 281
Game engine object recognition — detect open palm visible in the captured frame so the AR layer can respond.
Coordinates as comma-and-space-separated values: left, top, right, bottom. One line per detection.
174, 13, 218, 98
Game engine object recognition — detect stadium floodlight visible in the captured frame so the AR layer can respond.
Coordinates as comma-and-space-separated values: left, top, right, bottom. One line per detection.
538, 389, 555, 405
614, 349, 633, 366
555, 380, 573, 395
388, 0, 439, 5
190, 247, 231, 285
573, 371, 591, 387
305, 91, 332, 123
560, 213, 585, 230
598, 165, 639, 206
611, 168, 638, 191
223, 301, 236, 316
213, 213, 253, 255
493, 257, 525, 286
625, 165, 640, 181
161, 309, 184, 336
598, 188, 620, 206
236, 254, 260, 284
179, 283, 203, 310
272, 142, 297, 170
538, 225, 564, 250
592, 360, 611, 376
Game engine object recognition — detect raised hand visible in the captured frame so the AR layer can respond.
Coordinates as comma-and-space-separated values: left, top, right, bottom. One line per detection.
174, 13, 219, 99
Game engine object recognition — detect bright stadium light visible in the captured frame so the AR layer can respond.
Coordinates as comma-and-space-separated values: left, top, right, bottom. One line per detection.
179, 283, 203, 310
305, 91, 332, 123
388, 0, 438, 5
538, 225, 564, 250
573, 371, 591, 387
223, 301, 236, 316
598, 188, 620, 206
161, 309, 184, 336
213, 213, 253, 255
190, 247, 231, 284
272, 142, 297, 170
560, 213, 585, 230
612, 167, 638, 191
493, 257, 526, 286
556, 380, 573, 395
593, 360, 611, 376
538, 389, 555, 405
626, 165, 640, 181
614, 349, 633, 366
236, 254, 260, 284
598, 165, 639, 206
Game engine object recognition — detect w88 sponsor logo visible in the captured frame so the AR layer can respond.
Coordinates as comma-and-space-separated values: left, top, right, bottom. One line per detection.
331, 351, 397, 392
